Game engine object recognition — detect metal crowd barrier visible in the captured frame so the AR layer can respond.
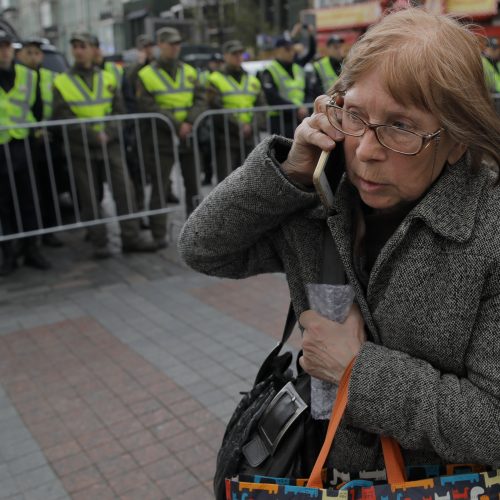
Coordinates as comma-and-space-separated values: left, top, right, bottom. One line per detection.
0, 113, 183, 243
191, 103, 315, 187
2, 96, 498, 244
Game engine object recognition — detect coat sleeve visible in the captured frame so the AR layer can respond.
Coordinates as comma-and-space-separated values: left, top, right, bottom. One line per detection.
178, 135, 318, 279
345, 267, 500, 466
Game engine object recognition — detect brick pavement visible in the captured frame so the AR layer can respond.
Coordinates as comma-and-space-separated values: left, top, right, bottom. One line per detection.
0, 227, 301, 499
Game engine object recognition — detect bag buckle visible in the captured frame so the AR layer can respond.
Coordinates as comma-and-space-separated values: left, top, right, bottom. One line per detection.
242, 381, 308, 467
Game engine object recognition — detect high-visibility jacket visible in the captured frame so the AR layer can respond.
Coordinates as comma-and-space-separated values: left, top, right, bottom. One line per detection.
138, 62, 198, 122
39, 67, 56, 120
54, 69, 116, 131
267, 60, 305, 110
199, 70, 210, 87
313, 56, 339, 94
104, 61, 124, 85
0, 64, 37, 145
208, 71, 261, 124
481, 56, 500, 93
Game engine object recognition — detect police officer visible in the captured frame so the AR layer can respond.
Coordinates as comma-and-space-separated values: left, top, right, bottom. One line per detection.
199, 52, 223, 88
260, 35, 310, 138
312, 35, 344, 98
90, 35, 124, 86
198, 52, 223, 185
0, 30, 51, 275
52, 32, 157, 258
207, 40, 266, 182
482, 37, 500, 93
136, 27, 206, 247
17, 36, 64, 247
122, 34, 156, 220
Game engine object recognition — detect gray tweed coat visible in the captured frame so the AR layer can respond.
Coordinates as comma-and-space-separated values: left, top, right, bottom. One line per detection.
178, 136, 500, 471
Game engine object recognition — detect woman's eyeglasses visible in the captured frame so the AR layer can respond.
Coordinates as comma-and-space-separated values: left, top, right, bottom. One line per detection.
325, 99, 443, 156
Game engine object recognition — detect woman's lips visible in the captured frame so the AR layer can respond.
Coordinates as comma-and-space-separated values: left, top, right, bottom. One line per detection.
356, 174, 386, 192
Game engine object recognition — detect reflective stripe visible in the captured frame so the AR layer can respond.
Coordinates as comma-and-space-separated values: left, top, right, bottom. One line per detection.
151, 65, 186, 91
313, 57, 339, 93
267, 61, 305, 106
0, 64, 37, 143
208, 71, 261, 124
138, 62, 197, 122
53, 69, 116, 129
66, 73, 102, 103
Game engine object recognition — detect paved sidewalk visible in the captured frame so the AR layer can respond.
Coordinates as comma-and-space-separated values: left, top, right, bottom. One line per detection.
0, 226, 301, 499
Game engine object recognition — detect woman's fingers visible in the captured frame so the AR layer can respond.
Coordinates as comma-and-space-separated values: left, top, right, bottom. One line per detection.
295, 114, 343, 151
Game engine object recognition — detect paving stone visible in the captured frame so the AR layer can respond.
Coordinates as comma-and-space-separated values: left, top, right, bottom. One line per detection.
14, 465, 56, 492
7, 451, 47, 476
22, 480, 69, 500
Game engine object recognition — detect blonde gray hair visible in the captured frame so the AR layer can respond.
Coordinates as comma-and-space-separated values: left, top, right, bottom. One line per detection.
332, 8, 500, 172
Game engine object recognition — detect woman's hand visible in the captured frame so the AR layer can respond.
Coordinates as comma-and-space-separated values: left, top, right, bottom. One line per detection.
281, 94, 345, 186
298, 304, 366, 384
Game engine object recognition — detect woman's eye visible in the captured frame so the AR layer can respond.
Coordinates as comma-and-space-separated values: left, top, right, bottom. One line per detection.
393, 121, 414, 131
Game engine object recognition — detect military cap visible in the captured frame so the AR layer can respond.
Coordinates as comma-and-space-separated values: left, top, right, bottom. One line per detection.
136, 34, 154, 49
487, 37, 499, 49
0, 30, 13, 44
89, 34, 100, 47
156, 27, 182, 44
69, 32, 94, 45
22, 36, 46, 47
222, 40, 244, 54
274, 35, 293, 49
209, 52, 223, 62
327, 35, 345, 45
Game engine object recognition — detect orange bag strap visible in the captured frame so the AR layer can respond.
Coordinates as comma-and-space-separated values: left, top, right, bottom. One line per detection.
306, 357, 406, 488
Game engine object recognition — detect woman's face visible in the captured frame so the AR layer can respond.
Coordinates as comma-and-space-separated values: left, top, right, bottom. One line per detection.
342, 68, 465, 210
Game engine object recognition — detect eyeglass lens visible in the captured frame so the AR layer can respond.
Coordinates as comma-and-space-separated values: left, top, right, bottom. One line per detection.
328, 105, 423, 154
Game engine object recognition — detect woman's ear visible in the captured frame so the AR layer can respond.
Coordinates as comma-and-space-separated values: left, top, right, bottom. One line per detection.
446, 142, 467, 165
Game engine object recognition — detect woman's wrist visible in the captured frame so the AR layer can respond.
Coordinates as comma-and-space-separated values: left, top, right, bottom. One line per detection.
281, 158, 314, 187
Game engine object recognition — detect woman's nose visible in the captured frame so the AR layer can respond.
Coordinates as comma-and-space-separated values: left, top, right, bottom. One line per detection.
355, 127, 386, 163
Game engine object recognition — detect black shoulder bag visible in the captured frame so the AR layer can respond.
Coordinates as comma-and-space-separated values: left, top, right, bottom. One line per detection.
213, 227, 345, 500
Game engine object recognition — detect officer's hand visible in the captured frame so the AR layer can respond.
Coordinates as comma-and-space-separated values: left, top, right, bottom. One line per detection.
298, 305, 366, 384
179, 122, 193, 140
242, 124, 253, 139
281, 95, 344, 186
97, 131, 109, 144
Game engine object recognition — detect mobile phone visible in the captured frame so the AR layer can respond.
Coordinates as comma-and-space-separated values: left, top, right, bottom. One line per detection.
312, 143, 345, 208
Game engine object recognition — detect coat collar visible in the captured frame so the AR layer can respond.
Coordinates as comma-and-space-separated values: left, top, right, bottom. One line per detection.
407, 156, 490, 242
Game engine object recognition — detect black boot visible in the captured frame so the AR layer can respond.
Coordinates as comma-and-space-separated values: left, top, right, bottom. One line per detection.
0, 242, 17, 277
23, 238, 51, 270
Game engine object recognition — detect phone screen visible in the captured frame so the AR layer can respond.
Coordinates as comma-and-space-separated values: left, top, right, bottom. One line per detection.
312, 143, 345, 208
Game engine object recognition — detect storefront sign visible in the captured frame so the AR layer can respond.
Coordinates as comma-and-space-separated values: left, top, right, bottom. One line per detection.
445, 0, 497, 16
315, 2, 381, 31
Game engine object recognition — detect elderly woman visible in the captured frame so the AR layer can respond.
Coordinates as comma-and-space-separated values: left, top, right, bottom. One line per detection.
179, 8, 500, 471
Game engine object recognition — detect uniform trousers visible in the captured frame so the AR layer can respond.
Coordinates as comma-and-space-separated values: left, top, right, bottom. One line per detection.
69, 140, 142, 248
143, 137, 199, 242
0, 139, 40, 236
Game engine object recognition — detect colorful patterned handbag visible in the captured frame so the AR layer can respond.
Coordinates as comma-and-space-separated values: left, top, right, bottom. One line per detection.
227, 359, 500, 499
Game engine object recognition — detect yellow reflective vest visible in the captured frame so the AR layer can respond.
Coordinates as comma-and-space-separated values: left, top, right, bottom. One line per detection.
481, 56, 500, 93
104, 61, 124, 85
267, 60, 305, 107
313, 56, 339, 93
208, 71, 261, 124
138, 62, 198, 123
0, 64, 37, 145
53, 69, 116, 131
39, 67, 56, 120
